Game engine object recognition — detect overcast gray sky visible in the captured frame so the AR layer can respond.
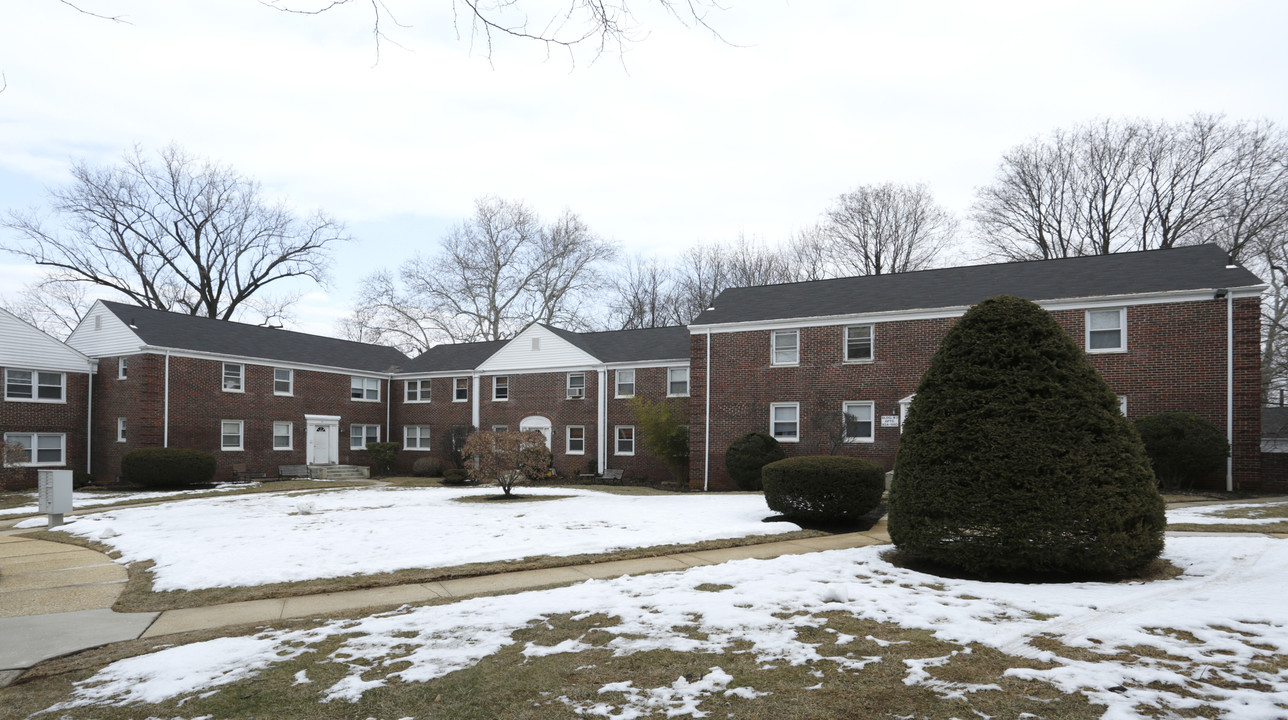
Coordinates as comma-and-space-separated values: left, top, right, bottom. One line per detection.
2, 0, 1285, 336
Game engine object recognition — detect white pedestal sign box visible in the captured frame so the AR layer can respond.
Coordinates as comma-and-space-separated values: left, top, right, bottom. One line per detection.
38, 469, 73, 528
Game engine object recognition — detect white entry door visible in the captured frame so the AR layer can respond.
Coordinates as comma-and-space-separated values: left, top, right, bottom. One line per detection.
312, 426, 333, 464
305, 414, 341, 465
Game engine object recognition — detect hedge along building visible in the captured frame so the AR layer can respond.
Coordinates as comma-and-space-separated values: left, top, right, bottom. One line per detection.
395, 323, 691, 481
66, 301, 408, 483
0, 306, 96, 489
686, 244, 1266, 492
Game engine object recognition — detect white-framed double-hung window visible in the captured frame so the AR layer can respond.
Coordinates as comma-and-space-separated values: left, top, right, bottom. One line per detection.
350, 424, 380, 450
772, 329, 799, 365
5, 369, 66, 402
566, 425, 586, 454
223, 363, 244, 392
844, 325, 873, 362
567, 373, 586, 399
1086, 308, 1126, 353
770, 402, 800, 442
221, 420, 244, 451
273, 422, 293, 450
3, 432, 65, 465
615, 369, 635, 398
404, 425, 431, 450
351, 377, 380, 401
842, 402, 875, 443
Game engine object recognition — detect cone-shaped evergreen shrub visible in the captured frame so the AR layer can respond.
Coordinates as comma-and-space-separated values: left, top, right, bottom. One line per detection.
1133, 412, 1229, 489
889, 295, 1164, 578
725, 432, 787, 491
762, 456, 885, 524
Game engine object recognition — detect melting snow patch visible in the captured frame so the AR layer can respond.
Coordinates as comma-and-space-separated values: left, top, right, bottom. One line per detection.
559, 667, 762, 717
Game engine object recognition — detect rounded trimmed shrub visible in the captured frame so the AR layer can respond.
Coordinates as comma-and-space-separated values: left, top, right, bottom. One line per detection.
1133, 412, 1229, 490
412, 456, 444, 478
725, 432, 787, 491
762, 456, 885, 524
889, 295, 1165, 578
121, 448, 216, 488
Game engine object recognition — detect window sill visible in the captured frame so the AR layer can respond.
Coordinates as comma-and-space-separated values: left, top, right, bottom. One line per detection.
274, 392, 294, 397
403, 399, 431, 404
615, 394, 635, 400
567, 450, 585, 455
1087, 348, 1128, 355
453, 398, 469, 403
843, 438, 875, 444
404, 447, 433, 452
13, 462, 67, 468
273, 447, 294, 452
614, 452, 635, 456
222, 388, 245, 394
775, 437, 800, 443
770, 363, 799, 368
667, 393, 690, 398
4, 397, 68, 404
350, 398, 382, 403
221, 448, 244, 452
842, 359, 875, 365
566, 396, 585, 401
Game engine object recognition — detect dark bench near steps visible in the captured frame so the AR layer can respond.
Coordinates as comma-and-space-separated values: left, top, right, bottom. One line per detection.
278, 465, 312, 479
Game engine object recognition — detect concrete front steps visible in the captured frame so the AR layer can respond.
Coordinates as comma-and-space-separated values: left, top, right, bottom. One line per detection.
309, 464, 370, 480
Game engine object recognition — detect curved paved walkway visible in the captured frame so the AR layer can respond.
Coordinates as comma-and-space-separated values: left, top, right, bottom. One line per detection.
0, 520, 889, 688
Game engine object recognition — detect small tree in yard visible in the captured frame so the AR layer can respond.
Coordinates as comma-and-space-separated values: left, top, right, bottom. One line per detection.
890, 295, 1165, 578
1133, 413, 1229, 490
446, 424, 475, 469
1, 440, 30, 490
462, 430, 552, 497
628, 397, 689, 482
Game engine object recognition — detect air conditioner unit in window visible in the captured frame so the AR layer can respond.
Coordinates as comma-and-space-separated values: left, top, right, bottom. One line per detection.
568, 388, 584, 399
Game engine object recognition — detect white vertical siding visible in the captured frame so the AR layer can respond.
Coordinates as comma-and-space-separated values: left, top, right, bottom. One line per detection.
65, 301, 144, 358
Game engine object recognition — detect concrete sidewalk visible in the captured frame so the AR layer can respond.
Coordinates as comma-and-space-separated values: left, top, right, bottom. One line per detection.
0, 524, 890, 688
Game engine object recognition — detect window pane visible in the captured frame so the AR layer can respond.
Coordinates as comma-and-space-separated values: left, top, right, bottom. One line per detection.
36, 435, 63, 463
669, 368, 689, 395
846, 326, 873, 361
455, 379, 469, 400
773, 331, 798, 364
772, 405, 798, 439
617, 370, 635, 396
274, 369, 292, 393
7, 434, 33, 463
1088, 310, 1121, 331
1089, 329, 1122, 350
844, 403, 873, 440
6, 370, 32, 398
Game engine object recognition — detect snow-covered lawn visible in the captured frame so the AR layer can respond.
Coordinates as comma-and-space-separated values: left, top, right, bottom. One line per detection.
1168, 499, 1288, 526
0, 483, 259, 517
27, 486, 800, 590
43, 535, 1288, 719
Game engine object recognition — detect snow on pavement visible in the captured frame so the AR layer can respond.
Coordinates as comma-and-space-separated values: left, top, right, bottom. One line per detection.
46, 535, 1288, 719
30, 486, 801, 590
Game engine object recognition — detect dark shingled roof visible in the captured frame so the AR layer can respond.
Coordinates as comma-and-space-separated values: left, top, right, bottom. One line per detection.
557, 325, 690, 363
403, 325, 689, 373
101, 301, 409, 373
403, 339, 509, 373
691, 244, 1265, 326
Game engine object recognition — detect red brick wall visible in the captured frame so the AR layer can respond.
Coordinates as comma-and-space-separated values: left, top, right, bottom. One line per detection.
689, 298, 1261, 491
0, 367, 90, 489
95, 354, 390, 482
391, 368, 687, 483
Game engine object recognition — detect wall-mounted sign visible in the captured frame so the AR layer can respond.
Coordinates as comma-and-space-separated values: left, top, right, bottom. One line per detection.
880, 415, 900, 427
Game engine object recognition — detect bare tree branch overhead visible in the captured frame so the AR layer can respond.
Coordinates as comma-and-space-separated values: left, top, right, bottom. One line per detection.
820, 183, 957, 276
56, 0, 131, 24
261, 0, 729, 64
342, 196, 617, 353
1, 144, 351, 323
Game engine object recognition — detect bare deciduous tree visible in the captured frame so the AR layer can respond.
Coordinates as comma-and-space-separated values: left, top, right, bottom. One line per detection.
607, 253, 683, 330
1, 276, 91, 340
2, 144, 349, 323
462, 430, 552, 496
972, 115, 1288, 263
343, 197, 616, 353
820, 183, 957, 276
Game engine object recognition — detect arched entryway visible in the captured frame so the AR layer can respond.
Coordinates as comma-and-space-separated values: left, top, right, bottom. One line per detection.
519, 415, 552, 449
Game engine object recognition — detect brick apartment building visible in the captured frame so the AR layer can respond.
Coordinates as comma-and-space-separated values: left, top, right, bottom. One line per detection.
0, 243, 1267, 491
0, 306, 96, 489
686, 244, 1265, 491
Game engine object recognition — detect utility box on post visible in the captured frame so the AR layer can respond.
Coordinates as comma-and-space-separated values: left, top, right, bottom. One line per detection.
37, 469, 73, 528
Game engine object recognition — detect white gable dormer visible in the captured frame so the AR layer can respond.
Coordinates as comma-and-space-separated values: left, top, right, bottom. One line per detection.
476, 324, 600, 372
65, 300, 146, 358
0, 306, 95, 373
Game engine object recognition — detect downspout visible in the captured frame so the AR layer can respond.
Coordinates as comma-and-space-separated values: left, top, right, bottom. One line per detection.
597, 368, 607, 474
704, 328, 711, 492
471, 374, 481, 428
163, 350, 171, 447
86, 367, 93, 474
386, 374, 393, 443
1227, 291, 1234, 492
